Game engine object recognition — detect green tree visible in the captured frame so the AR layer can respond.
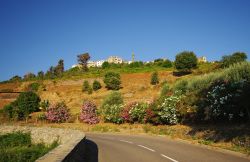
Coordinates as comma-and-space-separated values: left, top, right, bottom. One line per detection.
161, 59, 172, 68
221, 52, 247, 68
151, 72, 159, 85
103, 72, 121, 90
37, 71, 44, 79
23, 73, 36, 80
175, 51, 198, 72
93, 80, 102, 91
77, 53, 90, 71
128, 61, 144, 68
55, 59, 64, 77
9, 75, 22, 82
45, 66, 56, 79
3, 101, 18, 119
16, 92, 41, 120
102, 61, 110, 69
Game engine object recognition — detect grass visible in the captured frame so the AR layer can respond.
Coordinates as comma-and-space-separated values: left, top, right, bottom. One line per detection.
0, 131, 58, 162
173, 62, 250, 93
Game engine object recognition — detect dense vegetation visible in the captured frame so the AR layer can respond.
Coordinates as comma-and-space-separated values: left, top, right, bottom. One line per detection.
0, 132, 58, 162
3, 92, 40, 120
175, 51, 198, 72
103, 72, 121, 90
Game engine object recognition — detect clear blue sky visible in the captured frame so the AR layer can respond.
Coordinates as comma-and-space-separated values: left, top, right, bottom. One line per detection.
1, 0, 250, 81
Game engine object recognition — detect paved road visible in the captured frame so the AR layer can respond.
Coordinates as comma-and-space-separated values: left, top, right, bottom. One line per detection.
84, 133, 250, 162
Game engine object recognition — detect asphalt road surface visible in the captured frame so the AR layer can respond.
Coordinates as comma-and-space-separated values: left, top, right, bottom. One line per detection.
81, 133, 250, 162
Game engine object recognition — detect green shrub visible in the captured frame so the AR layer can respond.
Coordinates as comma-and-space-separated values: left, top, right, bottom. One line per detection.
221, 52, 247, 68
175, 62, 250, 122
102, 61, 110, 69
92, 80, 102, 91
129, 102, 148, 123
101, 91, 123, 108
161, 60, 172, 68
102, 104, 124, 124
175, 62, 250, 94
173, 79, 188, 93
27, 82, 40, 92
225, 62, 250, 82
39, 100, 50, 111
0, 131, 31, 148
3, 102, 18, 119
15, 92, 41, 120
88, 87, 93, 94
82, 80, 90, 92
160, 83, 170, 97
128, 61, 144, 68
101, 91, 124, 123
205, 80, 249, 122
150, 72, 159, 85
103, 72, 121, 90
0, 132, 58, 162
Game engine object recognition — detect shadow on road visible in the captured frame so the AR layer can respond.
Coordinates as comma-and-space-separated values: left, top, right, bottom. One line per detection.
63, 138, 98, 162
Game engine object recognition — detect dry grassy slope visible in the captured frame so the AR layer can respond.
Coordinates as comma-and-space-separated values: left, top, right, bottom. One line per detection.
0, 82, 21, 108
0, 71, 181, 114
39, 71, 180, 114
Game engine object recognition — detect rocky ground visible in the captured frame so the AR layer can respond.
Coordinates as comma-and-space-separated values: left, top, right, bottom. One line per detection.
0, 124, 84, 145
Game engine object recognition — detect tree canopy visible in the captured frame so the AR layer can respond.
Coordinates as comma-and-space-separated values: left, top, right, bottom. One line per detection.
175, 51, 198, 72
221, 52, 247, 68
77, 53, 90, 71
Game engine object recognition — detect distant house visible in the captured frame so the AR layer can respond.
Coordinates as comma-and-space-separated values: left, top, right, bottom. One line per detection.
198, 56, 207, 63
71, 56, 124, 69
107, 56, 123, 64
96, 60, 105, 67
87, 61, 96, 68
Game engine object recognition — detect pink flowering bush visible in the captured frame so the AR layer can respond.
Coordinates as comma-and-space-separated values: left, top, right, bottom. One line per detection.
121, 102, 138, 123
46, 102, 70, 123
80, 100, 99, 124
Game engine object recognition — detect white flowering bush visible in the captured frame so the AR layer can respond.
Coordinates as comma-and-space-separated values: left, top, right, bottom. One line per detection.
103, 104, 124, 124
129, 103, 148, 123
158, 93, 182, 124
206, 80, 245, 121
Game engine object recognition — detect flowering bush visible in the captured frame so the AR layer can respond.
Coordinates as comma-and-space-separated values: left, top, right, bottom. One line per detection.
103, 104, 123, 124
46, 102, 70, 123
80, 100, 99, 124
158, 93, 181, 124
129, 102, 148, 123
206, 80, 246, 121
121, 102, 137, 123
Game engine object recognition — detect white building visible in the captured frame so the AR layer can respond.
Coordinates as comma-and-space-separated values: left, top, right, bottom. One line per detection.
96, 60, 105, 67
198, 56, 207, 63
87, 61, 96, 68
107, 56, 123, 64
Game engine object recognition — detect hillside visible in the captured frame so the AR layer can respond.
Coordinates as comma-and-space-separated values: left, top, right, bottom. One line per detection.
0, 70, 181, 114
